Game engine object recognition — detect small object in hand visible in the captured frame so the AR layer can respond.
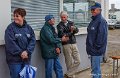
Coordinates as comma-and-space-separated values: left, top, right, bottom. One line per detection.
71, 26, 74, 33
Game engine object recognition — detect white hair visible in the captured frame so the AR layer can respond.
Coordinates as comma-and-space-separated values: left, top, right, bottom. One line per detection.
60, 11, 69, 16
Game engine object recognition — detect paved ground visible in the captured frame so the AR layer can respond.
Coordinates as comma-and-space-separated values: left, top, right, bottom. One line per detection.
75, 62, 119, 78
67, 29, 120, 78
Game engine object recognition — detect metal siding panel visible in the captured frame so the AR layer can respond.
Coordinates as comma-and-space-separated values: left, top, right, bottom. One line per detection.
11, 0, 59, 30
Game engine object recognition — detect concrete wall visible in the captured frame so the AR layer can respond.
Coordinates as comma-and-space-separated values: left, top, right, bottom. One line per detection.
0, 0, 11, 45
0, 34, 90, 78
104, 0, 109, 21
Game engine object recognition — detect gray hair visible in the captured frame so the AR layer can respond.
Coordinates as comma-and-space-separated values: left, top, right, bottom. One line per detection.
60, 11, 68, 17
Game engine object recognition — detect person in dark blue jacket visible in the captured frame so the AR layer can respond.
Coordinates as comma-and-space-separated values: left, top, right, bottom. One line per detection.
5, 8, 36, 78
86, 2, 108, 78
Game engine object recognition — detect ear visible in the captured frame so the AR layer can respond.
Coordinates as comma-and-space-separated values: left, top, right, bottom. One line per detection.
48, 19, 51, 22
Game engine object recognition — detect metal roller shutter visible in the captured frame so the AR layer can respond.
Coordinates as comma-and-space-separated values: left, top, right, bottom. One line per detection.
11, 0, 60, 30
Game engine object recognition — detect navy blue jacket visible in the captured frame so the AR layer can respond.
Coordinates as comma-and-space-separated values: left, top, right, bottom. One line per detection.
5, 21, 36, 64
86, 14, 108, 56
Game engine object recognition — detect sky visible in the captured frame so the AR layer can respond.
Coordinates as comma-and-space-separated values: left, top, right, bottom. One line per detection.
109, 0, 120, 9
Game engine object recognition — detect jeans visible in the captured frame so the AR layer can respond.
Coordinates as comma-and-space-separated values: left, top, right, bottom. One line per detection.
91, 56, 101, 78
8, 63, 25, 78
45, 58, 64, 78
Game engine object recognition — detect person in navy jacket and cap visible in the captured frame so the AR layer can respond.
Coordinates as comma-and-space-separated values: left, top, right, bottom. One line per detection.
5, 8, 36, 78
86, 2, 108, 78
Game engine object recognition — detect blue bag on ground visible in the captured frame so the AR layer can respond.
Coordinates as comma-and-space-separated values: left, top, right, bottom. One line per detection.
19, 65, 37, 78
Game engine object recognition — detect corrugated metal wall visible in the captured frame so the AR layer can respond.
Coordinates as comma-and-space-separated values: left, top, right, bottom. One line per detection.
11, 0, 60, 30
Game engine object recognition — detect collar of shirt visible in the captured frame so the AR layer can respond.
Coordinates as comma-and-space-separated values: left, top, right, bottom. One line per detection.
64, 21, 68, 26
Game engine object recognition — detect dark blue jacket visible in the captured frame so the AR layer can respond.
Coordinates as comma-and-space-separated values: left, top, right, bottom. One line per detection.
5, 21, 36, 64
86, 14, 108, 56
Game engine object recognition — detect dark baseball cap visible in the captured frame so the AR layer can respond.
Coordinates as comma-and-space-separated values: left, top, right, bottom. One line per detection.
45, 14, 54, 21
90, 2, 101, 10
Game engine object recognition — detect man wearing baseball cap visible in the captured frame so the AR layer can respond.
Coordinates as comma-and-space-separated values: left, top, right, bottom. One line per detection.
86, 2, 108, 78
40, 15, 68, 78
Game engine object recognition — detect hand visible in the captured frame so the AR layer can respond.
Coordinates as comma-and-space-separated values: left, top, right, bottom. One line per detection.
21, 51, 28, 60
71, 26, 75, 33
56, 48, 60, 55
61, 35, 69, 42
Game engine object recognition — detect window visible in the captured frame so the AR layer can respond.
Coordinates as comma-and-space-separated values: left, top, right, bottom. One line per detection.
63, 0, 94, 27
109, 14, 116, 19
11, 0, 60, 30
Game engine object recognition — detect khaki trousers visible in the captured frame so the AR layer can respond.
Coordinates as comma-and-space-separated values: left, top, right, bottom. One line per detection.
63, 44, 80, 76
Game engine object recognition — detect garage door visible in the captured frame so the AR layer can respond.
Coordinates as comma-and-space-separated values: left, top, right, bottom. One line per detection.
11, 0, 60, 30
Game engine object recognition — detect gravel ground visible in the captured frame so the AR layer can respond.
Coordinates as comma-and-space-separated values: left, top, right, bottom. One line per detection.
107, 29, 120, 57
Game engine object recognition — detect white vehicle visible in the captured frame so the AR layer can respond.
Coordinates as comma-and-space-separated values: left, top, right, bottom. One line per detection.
108, 19, 117, 29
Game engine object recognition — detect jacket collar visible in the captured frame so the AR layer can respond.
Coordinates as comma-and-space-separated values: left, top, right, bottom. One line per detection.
61, 20, 69, 24
44, 22, 54, 29
44, 22, 56, 34
91, 13, 101, 20
14, 20, 27, 28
